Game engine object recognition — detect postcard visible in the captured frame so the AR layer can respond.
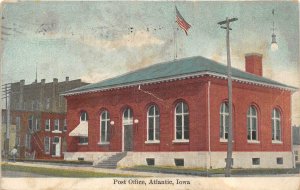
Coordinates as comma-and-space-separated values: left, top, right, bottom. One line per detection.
1, 1, 300, 190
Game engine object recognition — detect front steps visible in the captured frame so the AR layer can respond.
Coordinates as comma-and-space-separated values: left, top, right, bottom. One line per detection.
94, 152, 127, 169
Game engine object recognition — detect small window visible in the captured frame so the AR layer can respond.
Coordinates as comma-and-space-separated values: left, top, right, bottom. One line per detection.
63, 119, 67, 131
80, 111, 88, 122
44, 136, 50, 154
28, 115, 34, 130
79, 137, 88, 144
174, 158, 184, 166
54, 119, 59, 131
45, 119, 50, 131
35, 118, 41, 131
295, 151, 299, 161
252, 158, 260, 165
146, 158, 155, 166
78, 157, 84, 161
277, 157, 283, 165
53, 136, 60, 144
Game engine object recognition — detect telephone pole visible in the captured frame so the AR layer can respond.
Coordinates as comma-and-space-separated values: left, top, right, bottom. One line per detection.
217, 17, 238, 177
2, 83, 11, 161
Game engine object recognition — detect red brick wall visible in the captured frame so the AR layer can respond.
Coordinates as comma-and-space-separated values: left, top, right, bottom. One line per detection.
65, 76, 292, 153
32, 112, 66, 160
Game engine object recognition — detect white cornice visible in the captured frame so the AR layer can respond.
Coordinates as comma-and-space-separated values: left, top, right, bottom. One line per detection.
62, 72, 298, 97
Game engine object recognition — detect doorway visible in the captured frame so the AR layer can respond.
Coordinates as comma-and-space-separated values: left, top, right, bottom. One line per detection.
122, 108, 133, 151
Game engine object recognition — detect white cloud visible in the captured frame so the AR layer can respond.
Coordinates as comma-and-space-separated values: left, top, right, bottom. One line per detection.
80, 30, 164, 51
80, 71, 111, 83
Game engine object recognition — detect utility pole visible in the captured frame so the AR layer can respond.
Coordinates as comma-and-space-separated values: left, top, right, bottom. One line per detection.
2, 83, 11, 161
217, 17, 238, 177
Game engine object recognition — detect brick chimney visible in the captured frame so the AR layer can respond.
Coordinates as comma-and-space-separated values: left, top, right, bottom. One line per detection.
245, 53, 263, 76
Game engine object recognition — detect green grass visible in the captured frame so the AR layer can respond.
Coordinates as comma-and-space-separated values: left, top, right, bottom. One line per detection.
125, 165, 299, 175
9, 158, 93, 165
1, 163, 140, 178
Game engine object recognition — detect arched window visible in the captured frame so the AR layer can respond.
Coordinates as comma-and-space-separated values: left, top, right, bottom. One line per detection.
175, 102, 189, 140
147, 105, 160, 141
247, 106, 258, 141
100, 110, 110, 143
220, 102, 229, 140
272, 108, 281, 141
80, 111, 88, 122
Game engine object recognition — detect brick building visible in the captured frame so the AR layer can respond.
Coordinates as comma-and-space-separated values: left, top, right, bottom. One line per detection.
63, 54, 297, 168
2, 77, 88, 159
10, 77, 88, 113
2, 110, 66, 159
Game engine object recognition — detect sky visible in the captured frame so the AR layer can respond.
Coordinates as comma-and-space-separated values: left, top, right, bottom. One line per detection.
1, 1, 300, 125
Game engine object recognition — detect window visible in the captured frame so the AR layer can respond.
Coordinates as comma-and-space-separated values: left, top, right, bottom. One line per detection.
46, 98, 50, 110
277, 157, 283, 165
28, 115, 34, 131
25, 133, 31, 149
147, 105, 160, 141
175, 102, 189, 140
146, 158, 155, 166
272, 108, 281, 141
174, 159, 184, 166
100, 110, 110, 143
63, 119, 67, 131
45, 119, 50, 131
15, 117, 21, 147
252, 158, 260, 165
79, 137, 88, 144
16, 117, 21, 131
220, 103, 229, 140
44, 136, 50, 154
80, 111, 88, 122
53, 136, 60, 144
247, 106, 258, 141
54, 119, 59, 131
35, 118, 40, 131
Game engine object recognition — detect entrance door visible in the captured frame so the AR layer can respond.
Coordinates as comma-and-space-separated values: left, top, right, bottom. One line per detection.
53, 136, 61, 156
124, 125, 133, 151
123, 108, 133, 151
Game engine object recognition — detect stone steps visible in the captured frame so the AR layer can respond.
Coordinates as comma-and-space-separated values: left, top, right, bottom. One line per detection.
94, 152, 127, 169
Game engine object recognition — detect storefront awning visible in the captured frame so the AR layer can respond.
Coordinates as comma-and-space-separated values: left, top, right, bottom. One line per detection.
69, 121, 88, 137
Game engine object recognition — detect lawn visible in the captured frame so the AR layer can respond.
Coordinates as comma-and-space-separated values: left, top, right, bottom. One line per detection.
124, 165, 300, 176
1, 163, 139, 178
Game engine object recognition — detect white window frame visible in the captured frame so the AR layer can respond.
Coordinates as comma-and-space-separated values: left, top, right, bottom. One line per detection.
272, 108, 282, 143
173, 102, 189, 143
45, 119, 51, 131
35, 118, 40, 131
100, 110, 110, 144
220, 102, 229, 141
146, 105, 160, 143
52, 119, 61, 133
44, 136, 50, 154
247, 106, 259, 143
122, 108, 133, 125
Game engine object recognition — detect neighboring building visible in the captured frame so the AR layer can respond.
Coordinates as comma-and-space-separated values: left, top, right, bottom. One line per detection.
10, 77, 88, 113
2, 77, 88, 160
2, 110, 66, 159
293, 126, 300, 163
63, 54, 297, 169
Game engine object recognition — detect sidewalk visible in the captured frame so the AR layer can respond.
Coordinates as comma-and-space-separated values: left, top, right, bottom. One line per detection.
2, 161, 192, 177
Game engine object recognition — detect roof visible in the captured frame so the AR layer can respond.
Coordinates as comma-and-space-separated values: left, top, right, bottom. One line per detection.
63, 56, 298, 96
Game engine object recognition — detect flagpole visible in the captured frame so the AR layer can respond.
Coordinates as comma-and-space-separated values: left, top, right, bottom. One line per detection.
173, 4, 177, 60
